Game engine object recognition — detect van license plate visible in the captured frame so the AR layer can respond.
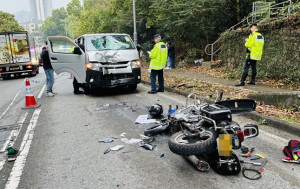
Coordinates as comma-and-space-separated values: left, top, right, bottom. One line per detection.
10, 67, 20, 71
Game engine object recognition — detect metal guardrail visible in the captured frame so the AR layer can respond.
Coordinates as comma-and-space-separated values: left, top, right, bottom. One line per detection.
205, 0, 292, 61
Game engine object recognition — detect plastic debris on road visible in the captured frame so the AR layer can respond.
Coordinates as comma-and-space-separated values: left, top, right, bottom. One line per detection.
139, 134, 153, 143
104, 145, 124, 154
99, 137, 118, 143
139, 142, 156, 151
120, 133, 142, 144
135, 115, 158, 124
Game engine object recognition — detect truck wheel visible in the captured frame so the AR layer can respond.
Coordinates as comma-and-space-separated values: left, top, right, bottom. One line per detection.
168, 129, 217, 155
29, 69, 37, 77
2, 75, 11, 80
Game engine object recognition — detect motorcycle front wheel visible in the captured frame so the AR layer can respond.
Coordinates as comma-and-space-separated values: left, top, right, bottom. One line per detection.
168, 129, 217, 155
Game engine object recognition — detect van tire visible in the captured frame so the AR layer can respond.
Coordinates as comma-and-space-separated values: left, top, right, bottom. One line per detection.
128, 84, 137, 91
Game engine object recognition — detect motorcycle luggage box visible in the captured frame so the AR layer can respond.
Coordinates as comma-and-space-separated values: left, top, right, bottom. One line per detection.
215, 99, 256, 113
200, 104, 232, 122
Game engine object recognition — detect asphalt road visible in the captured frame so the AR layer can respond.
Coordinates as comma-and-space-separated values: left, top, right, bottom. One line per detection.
0, 71, 299, 189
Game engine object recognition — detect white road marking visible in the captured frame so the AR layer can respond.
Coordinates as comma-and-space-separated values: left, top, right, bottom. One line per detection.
37, 84, 46, 99
0, 112, 28, 172
5, 109, 41, 189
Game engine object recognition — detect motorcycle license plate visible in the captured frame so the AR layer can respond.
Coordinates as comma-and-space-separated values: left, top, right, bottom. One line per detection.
218, 134, 232, 157
10, 66, 20, 71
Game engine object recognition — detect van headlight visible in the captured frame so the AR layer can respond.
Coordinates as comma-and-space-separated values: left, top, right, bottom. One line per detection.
131, 60, 141, 68
86, 63, 101, 71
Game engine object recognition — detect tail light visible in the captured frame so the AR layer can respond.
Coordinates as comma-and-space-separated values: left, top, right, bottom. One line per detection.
236, 130, 244, 142
0, 68, 2, 72
26, 65, 33, 69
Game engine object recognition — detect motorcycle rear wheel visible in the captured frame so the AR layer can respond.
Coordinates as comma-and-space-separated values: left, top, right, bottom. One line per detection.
168, 129, 217, 155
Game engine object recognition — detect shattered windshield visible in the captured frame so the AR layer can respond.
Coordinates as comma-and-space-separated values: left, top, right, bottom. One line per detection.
86, 35, 135, 51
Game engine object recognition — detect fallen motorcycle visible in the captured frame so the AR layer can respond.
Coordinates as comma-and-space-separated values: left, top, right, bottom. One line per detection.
144, 92, 259, 175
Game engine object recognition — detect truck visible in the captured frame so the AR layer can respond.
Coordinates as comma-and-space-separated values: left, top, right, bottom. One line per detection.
47, 33, 141, 93
0, 31, 39, 80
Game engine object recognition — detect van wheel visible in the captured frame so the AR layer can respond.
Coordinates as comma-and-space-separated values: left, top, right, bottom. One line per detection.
128, 84, 137, 91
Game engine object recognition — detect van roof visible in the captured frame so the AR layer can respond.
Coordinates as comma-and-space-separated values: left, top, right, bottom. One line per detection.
80, 33, 129, 37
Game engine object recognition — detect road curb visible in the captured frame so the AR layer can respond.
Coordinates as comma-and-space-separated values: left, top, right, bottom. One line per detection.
141, 80, 300, 136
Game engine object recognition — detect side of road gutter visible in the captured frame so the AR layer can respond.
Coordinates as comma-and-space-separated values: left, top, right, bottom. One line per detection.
141, 80, 300, 136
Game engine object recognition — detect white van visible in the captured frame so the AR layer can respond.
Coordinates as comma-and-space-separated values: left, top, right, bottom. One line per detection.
47, 33, 141, 93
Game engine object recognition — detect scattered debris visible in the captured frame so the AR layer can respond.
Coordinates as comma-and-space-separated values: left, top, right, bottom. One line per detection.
99, 137, 118, 143
139, 142, 156, 151
104, 145, 124, 154
160, 154, 165, 158
135, 115, 157, 124
240, 160, 262, 166
121, 138, 142, 144
139, 134, 154, 143
7, 147, 18, 162
120, 133, 142, 144
241, 147, 255, 157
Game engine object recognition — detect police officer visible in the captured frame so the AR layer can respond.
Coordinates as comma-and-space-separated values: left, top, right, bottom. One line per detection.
236, 24, 264, 86
148, 34, 168, 94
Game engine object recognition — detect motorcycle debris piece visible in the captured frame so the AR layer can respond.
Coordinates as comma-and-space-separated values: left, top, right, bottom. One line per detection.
186, 155, 210, 172
242, 158, 267, 180
139, 134, 154, 143
240, 160, 262, 166
139, 142, 156, 151
121, 138, 142, 144
282, 159, 300, 164
104, 145, 124, 154
241, 146, 249, 154
98, 137, 118, 143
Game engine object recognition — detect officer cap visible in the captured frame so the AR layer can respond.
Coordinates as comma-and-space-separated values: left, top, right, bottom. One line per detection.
249, 23, 258, 28
153, 34, 161, 39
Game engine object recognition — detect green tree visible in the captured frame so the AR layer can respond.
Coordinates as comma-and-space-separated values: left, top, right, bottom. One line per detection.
39, 8, 68, 41
0, 11, 24, 32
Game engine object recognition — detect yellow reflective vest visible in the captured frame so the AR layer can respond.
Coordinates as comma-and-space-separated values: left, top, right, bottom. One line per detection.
149, 42, 168, 70
245, 31, 264, 61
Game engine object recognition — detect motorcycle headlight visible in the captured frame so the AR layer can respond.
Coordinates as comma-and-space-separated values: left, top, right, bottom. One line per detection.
131, 60, 142, 68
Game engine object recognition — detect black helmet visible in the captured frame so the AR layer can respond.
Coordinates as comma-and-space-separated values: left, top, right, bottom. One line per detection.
148, 103, 163, 118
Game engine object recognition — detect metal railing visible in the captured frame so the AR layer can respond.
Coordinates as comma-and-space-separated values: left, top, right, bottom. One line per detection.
205, 0, 292, 61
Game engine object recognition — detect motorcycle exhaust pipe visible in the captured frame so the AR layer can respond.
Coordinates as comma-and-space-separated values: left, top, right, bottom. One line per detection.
185, 155, 210, 172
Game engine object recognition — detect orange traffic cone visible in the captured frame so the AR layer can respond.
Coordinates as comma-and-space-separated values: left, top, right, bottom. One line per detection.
22, 78, 41, 109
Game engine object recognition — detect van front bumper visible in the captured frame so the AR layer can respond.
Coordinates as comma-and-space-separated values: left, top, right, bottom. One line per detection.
86, 68, 141, 88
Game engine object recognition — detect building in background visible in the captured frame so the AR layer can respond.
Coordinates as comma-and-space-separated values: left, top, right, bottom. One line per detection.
29, 0, 52, 21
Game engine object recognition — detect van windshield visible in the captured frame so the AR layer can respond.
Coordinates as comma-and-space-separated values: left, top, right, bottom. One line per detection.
86, 35, 135, 51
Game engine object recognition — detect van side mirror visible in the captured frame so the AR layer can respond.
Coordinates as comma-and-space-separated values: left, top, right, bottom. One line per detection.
73, 47, 82, 55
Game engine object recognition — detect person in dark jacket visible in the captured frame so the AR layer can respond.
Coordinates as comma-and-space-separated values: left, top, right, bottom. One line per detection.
166, 42, 175, 69
40, 42, 55, 97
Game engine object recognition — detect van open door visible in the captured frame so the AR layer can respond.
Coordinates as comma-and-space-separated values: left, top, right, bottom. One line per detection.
47, 36, 86, 83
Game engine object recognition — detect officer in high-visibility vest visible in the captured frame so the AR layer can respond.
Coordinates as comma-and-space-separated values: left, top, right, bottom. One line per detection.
236, 24, 264, 86
148, 34, 168, 94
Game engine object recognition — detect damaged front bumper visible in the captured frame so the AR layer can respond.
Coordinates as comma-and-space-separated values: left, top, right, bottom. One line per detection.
86, 68, 141, 88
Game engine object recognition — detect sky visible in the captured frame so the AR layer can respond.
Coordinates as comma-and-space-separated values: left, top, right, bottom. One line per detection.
0, 0, 72, 14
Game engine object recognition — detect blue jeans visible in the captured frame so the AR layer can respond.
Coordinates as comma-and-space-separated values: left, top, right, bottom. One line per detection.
44, 69, 54, 93
150, 69, 164, 91
167, 57, 175, 68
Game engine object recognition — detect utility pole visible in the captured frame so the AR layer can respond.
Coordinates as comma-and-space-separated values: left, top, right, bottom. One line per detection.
64, 20, 67, 36
133, 0, 138, 46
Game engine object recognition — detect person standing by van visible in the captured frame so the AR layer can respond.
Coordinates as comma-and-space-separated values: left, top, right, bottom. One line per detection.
41, 41, 55, 97
148, 34, 168, 94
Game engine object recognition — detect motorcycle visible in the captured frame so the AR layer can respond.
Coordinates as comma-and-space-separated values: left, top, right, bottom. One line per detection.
144, 92, 259, 175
